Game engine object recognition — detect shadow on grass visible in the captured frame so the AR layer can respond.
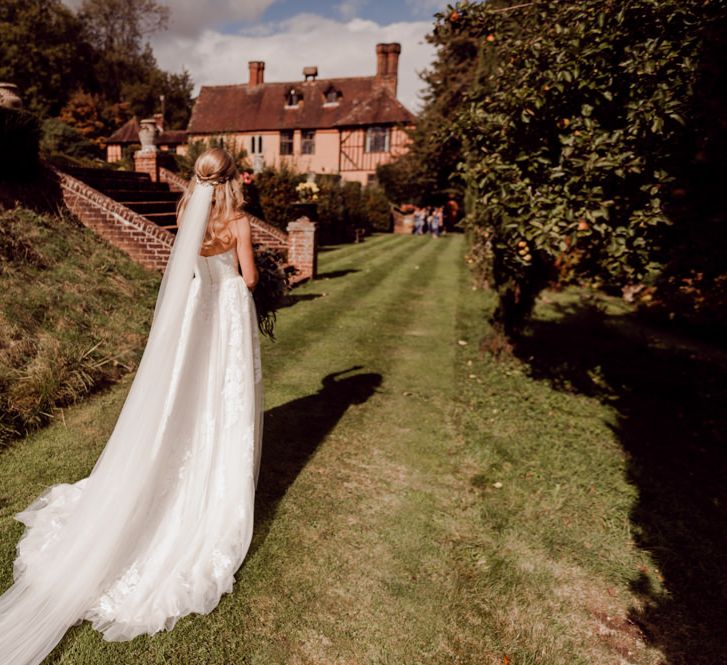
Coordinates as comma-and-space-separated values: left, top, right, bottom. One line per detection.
314, 269, 360, 280
513, 300, 727, 665
42, 368, 381, 662
249, 367, 382, 557
279, 293, 324, 309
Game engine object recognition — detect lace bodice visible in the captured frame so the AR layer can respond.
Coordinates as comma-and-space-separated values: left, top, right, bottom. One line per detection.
194, 248, 240, 286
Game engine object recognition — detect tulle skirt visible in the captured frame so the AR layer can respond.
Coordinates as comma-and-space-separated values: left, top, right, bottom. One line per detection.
3, 272, 263, 648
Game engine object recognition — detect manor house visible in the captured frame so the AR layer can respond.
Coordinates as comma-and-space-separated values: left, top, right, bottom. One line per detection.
186, 43, 416, 185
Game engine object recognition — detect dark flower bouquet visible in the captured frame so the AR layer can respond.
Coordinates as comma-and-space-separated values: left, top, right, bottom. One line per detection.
252, 244, 297, 340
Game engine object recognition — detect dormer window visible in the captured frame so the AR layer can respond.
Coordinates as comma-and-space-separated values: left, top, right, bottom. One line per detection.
285, 88, 302, 108
323, 86, 340, 105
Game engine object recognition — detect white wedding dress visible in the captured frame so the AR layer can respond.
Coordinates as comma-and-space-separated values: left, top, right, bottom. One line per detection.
0, 184, 263, 663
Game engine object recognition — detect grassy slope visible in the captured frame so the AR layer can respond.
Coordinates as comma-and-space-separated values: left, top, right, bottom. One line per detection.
0, 206, 159, 445
0, 234, 698, 663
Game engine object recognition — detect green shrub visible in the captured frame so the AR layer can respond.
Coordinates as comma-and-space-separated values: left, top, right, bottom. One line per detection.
240, 165, 394, 241
440, 0, 725, 337
0, 108, 40, 179
40, 117, 98, 160
314, 174, 347, 243
363, 185, 392, 233
315, 176, 392, 240
254, 163, 304, 231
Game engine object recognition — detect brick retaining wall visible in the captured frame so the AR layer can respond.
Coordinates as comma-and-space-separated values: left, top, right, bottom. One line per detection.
55, 166, 317, 281
287, 218, 318, 282
55, 168, 173, 272
159, 167, 190, 193
158, 169, 316, 282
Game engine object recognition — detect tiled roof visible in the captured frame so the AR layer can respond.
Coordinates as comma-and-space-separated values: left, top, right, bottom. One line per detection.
187, 77, 416, 134
157, 130, 187, 145
107, 118, 187, 145
333, 86, 415, 127
107, 117, 140, 143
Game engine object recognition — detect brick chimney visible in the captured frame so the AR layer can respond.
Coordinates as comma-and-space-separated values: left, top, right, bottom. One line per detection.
248, 61, 265, 86
375, 43, 401, 97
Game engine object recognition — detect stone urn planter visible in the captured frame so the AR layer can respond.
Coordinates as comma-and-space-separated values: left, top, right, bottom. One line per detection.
138, 118, 159, 153
0, 83, 22, 110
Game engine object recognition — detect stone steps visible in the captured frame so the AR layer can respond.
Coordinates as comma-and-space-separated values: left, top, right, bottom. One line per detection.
64, 167, 182, 235
121, 200, 180, 214
59, 164, 317, 281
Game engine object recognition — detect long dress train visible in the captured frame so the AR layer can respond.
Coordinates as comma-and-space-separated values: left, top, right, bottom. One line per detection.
0, 237, 263, 661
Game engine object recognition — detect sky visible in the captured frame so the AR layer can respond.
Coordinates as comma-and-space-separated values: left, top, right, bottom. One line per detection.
64, 0, 446, 113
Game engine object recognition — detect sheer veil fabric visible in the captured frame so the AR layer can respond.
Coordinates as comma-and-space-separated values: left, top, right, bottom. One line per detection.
0, 181, 264, 664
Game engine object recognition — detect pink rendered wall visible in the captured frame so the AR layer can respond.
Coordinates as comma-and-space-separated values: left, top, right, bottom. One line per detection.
189, 130, 342, 176
188, 126, 409, 180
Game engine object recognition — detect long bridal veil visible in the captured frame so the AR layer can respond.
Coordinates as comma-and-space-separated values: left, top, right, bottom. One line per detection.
0, 181, 216, 664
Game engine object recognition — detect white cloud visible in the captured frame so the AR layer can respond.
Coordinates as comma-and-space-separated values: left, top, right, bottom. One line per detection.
163, 0, 277, 37
61, 0, 278, 37
337, 0, 368, 20
150, 13, 435, 113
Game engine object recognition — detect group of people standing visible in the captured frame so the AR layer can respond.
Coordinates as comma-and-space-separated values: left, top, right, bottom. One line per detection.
413, 207, 445, 237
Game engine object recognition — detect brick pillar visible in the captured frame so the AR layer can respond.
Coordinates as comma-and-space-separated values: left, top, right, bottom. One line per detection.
286, 216, 317, 281
134, 150, 160, 182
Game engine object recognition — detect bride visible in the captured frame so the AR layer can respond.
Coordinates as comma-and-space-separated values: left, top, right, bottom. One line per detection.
0, 148, 264, 664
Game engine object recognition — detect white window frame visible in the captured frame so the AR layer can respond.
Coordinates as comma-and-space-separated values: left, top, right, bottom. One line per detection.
279, 129, 294, 155
301, 129, 315, 155
250, 135, 263, 155
365, 126, 390, 153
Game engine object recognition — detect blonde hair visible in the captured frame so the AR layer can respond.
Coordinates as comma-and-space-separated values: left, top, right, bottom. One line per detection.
176, 147, 245, 251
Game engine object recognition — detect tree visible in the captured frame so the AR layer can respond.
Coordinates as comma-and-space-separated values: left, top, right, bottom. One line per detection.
59, 91, 107, 148
0, 0, 193, 137
0, 0, 92, 115
377, 6, 481, 208
442, 0, 726, 338
78, 0, 169, 58
120, 55, 194, 128
77, 0, 192, 129
40, 118, 98, 160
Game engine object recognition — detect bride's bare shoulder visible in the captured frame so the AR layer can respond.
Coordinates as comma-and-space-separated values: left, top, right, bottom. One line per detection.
228, 213, 252, 239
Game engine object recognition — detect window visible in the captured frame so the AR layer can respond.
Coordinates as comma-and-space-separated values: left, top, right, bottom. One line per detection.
285, 88, 301, 107
301, 129, 315, 155
279, 129, 294, 155
250, 135, 263, 154
365, 126, 390, 153
324, 86, 339, 105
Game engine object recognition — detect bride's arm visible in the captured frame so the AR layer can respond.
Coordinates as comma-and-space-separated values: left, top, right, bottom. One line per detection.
231, 215, 259, 289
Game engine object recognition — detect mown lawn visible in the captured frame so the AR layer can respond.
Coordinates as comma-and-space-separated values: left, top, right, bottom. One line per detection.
2, 233, 723, 663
